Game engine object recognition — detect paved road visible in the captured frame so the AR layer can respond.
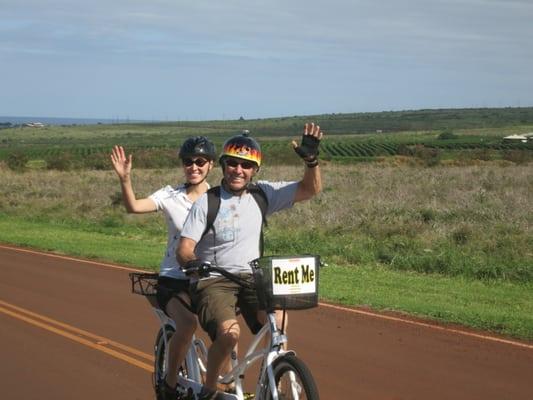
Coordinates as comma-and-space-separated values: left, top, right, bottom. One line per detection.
1, 245, 532, 399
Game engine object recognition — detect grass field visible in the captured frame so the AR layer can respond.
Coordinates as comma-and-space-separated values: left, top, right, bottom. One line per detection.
1, 107, 532, 339
0, 160, 531, 340
2, 107, 533, 168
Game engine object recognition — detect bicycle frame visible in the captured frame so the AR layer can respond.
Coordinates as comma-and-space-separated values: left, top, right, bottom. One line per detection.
136, 255, 321, 399
222, 312, 293, 400
154, 307, 294, 400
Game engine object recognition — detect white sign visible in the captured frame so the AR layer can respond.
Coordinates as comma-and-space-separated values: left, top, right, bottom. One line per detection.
271, 256, 317, 296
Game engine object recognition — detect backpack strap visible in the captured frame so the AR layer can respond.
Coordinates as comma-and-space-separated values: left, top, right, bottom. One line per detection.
247, 183, 268, 227
201, 184, 269, 256
248, 183, 268, 256
202, 186, 221, 240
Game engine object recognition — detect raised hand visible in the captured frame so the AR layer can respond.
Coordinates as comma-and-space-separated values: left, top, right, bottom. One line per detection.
291, 122, 324, 162
110, 145, 132, 180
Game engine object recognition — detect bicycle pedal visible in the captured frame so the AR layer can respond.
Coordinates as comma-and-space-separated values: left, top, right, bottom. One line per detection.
179, 387, 195, 400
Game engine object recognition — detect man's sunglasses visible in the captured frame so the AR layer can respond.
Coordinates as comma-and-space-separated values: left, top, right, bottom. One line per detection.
225, 159, 255, 170
183, 158, 208, 167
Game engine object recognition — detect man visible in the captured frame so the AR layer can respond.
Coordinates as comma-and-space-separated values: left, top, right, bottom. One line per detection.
177, 122, 323, 400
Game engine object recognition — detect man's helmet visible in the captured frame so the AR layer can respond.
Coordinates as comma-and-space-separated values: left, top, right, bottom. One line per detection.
178, 136, 217, 160
219, 132, 262, 168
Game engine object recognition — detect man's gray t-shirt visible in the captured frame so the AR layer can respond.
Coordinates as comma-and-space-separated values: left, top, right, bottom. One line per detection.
181, 180, 298, 274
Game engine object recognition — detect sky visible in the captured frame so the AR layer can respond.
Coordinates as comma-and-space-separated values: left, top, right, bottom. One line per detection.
1, 0, 532, 121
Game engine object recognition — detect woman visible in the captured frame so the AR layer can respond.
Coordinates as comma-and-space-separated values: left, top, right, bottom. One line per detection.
110, 137, 216, 400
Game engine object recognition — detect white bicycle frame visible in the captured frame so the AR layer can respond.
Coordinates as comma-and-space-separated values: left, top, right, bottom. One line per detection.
153, 307, 297, 400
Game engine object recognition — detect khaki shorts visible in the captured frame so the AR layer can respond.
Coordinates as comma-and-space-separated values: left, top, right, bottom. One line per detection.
190, 275, 263, 341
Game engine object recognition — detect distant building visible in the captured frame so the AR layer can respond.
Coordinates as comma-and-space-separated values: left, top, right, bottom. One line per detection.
503, 134, 529, 143
23, 122, 45, 128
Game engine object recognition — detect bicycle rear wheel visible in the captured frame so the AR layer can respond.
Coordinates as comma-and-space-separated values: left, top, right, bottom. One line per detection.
262, 354, 319, 400
154, 326, 191, 399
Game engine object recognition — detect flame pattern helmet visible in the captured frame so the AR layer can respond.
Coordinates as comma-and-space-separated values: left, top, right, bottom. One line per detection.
220, 132, 262, 167
178, 136, 217, 161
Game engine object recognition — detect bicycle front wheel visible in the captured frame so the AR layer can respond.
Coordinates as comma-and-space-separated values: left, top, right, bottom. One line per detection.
262, 354, 319, 400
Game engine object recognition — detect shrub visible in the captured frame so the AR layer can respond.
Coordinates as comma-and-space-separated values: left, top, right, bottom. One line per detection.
452, 225, 472, 245
397, 144, 414, 157
46, 152, 74, 171
502, 150, 532, 164
396, 144, 441, 165
83, 152, 110, 170
100, 214, 124, 228
109, 191, 123, 206
6, 151, 28, 171
131, 149, 180, 169
419, 208, 436, 223
412, 145, 441, 166
471, 149, 493, 161
438, 130, 457, 140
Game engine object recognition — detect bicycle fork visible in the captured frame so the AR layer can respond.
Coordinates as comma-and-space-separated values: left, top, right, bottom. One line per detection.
257, 313, 296, 400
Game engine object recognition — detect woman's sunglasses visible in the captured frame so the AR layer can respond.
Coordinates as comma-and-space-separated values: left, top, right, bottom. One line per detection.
225, 158, 255, 170
183, 158, 208, 167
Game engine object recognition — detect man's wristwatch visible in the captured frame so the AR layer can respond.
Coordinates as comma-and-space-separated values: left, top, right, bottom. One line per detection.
305, 157, 319, 168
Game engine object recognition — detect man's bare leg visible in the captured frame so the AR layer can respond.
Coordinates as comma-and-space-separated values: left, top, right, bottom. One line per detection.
204, 319, 240, 392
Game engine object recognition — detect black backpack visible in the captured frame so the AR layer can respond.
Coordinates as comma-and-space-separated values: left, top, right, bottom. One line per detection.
201, 184, 268, 256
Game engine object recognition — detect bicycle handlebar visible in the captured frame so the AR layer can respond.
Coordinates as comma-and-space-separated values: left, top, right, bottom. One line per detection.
184, 257, 327, 291
183, 261, 255, 290
131, 255, 323, 312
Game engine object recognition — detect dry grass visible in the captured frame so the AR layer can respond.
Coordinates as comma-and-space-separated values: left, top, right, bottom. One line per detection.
1, 161, 531, 281
263, 162, 531, 233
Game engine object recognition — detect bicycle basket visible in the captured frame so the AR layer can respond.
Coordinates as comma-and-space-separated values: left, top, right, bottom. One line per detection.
129, 273, 159, 307
251, 255, 320, 311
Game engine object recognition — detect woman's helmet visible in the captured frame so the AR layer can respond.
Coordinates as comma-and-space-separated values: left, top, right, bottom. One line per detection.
178, 136, 216, 161
219, 132, 262, 168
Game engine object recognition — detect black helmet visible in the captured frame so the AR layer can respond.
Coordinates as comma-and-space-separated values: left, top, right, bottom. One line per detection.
178, 136, 216, 160
219, 131, 262, 167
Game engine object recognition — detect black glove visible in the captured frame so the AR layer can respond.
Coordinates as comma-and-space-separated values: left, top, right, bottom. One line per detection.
293, 133, 320, 161
182, 259, 210, 278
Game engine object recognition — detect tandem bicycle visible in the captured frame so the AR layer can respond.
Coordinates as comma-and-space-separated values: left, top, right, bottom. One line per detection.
129, 254, 321, 400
